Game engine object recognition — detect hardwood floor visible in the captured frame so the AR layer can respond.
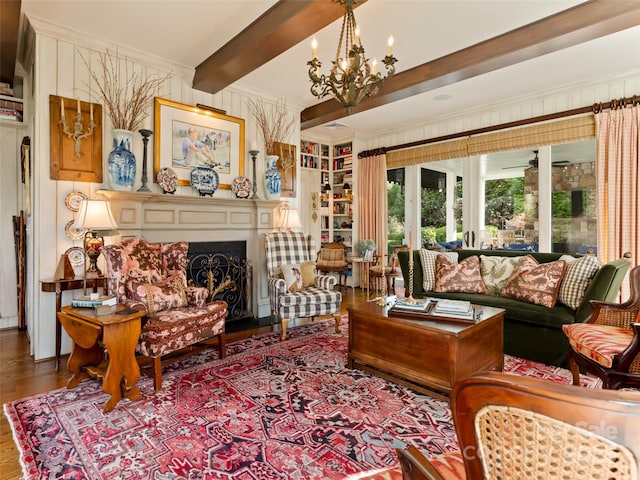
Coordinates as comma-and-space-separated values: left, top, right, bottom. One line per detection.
0, 287, 371, 479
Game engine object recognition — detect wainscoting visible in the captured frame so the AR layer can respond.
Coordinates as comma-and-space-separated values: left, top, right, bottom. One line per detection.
97, 190, 281, 319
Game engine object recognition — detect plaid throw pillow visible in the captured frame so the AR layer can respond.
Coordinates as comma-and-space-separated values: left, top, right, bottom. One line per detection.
558, 254, 601, 309
418, 249, 458, 291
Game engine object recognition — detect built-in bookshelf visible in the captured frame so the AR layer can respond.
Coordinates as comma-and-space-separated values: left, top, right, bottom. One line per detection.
0, 76, 24, 124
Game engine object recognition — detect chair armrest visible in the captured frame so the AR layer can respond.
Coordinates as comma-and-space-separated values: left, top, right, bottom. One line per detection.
121, 299, 147, 312
617, 321, 640, 372
316, 274, 337, 290
268, 276, 287, 294
396, 445, 446, 480
185, 286, 209, 307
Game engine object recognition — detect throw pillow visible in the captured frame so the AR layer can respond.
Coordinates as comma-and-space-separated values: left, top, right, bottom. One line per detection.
480, 255, 521, 295
300, 261, 316, 288
434, 255, 488, 294
558, 254, 602, 309
418, 249, 459, 291
501, 255, 567, 308
281, 263, 303, 292
128, 274, 188, 314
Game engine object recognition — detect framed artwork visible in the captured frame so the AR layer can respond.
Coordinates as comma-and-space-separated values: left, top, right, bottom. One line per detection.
154, 97, 245, 189
273, 141, 296, 197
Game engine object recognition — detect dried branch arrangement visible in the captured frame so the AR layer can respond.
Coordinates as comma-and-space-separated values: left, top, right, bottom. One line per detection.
247, 97, 296, 156
81, 50, 171, 131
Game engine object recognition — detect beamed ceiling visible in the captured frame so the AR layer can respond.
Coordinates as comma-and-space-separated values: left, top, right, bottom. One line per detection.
6, 0, 640, 140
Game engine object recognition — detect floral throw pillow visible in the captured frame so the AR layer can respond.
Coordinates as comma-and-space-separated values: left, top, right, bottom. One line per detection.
480, 255, 521, 295
501, 255, 567, 308
128, 274, 188, 314
435, 255, 488, 294
418, 249, 459, 291
558, 254, 602, 309
281, 263, 303, 292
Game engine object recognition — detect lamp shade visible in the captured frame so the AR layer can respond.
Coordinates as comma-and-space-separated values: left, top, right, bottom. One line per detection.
73, 199, 119, 231
276, 206, 302, 232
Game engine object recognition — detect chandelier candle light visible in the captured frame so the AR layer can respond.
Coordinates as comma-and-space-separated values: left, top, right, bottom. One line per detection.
308, 0, 397, 113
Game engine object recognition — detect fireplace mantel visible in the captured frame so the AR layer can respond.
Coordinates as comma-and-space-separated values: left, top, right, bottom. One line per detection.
97, 189, 282, 318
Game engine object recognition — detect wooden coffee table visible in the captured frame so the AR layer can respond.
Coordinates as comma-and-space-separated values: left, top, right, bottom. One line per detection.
347, 300, 504, 399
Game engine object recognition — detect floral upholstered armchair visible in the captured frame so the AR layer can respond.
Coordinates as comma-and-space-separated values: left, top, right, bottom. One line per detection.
265, 232, 342, 340
102, 238, 227, 390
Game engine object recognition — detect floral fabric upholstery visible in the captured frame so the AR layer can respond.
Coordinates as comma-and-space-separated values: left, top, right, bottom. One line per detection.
128, 275, 188, 314
435, 255, 488, 294
138, 301, 227, 358
562, 323, 633, 368
102, 238, 227, 361
501, 255, 567, 308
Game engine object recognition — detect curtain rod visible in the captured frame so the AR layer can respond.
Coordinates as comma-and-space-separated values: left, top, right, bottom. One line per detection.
362, 95, 639, 157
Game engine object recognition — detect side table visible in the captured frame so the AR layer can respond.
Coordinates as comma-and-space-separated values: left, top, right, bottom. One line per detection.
58, 305, 145, 412
351, 257, 376, 296
40, 276, 105, 371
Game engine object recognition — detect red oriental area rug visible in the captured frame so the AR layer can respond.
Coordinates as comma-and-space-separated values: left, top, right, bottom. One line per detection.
5, 317, 599, 480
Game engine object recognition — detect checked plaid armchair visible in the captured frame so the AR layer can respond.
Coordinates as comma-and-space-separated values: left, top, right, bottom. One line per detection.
265, 232, 342, 340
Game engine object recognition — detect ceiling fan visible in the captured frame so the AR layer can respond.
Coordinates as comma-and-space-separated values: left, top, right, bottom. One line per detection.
503, 150, 570, 170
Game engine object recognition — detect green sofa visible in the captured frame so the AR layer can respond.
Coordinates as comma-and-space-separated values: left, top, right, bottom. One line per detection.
397, 249, 631, 366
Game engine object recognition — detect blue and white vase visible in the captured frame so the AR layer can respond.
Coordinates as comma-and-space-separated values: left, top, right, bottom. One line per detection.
264, 155, 281, 200
108, 129, 136, 191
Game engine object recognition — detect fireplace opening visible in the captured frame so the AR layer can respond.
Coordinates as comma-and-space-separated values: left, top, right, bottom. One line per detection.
186, 241, 254, 325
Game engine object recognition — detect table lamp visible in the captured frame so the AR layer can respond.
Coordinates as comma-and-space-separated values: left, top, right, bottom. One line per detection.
276, 204, 302, 232
73, 199, 118, 277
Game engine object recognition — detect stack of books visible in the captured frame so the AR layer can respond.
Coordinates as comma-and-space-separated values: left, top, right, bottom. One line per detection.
70, 295, 117, 315
433, 299, 474, 318
392, 297, 432, 312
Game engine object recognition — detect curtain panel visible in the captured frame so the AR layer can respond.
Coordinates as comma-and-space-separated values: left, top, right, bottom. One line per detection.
357, 153, 388, 263
595, 104, 639, 300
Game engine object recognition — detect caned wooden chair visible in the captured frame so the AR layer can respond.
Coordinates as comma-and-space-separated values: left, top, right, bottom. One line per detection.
396, 372, 640, 480
369, 245, 408, 295
563, 265, 640, 390
315, 242, 350, 288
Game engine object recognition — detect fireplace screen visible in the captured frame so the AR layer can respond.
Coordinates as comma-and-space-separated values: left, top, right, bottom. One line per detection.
186, 241, 252, 322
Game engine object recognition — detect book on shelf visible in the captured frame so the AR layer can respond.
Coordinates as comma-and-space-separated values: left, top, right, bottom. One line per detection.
71, 295, 117, 308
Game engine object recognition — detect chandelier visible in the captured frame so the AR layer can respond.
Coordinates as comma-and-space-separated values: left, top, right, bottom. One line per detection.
307, 0, 397, 113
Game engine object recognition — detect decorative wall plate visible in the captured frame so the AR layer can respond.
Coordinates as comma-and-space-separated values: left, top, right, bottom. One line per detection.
64, 191, 87, 212
65, 220, 87, 240
65, 246, 85, 266
231, 176, 252, 198
157, 167, 178, 194
190, 166, 219, 197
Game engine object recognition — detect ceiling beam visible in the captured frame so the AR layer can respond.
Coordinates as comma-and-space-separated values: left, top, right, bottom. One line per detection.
193, 0, 367, 94
301, 0, 640, 130
0, 0, 21, 86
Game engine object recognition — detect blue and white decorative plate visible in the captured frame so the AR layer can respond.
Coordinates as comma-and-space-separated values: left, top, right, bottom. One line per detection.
190, 166, 219, 197
231, 176, 252, 198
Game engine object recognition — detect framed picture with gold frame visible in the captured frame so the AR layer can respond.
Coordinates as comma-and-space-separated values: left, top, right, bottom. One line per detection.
273, 141, 296, 197
154, 97, 245, 189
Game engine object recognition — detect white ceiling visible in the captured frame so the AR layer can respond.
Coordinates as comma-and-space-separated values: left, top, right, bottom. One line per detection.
20, 0, 640, 172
